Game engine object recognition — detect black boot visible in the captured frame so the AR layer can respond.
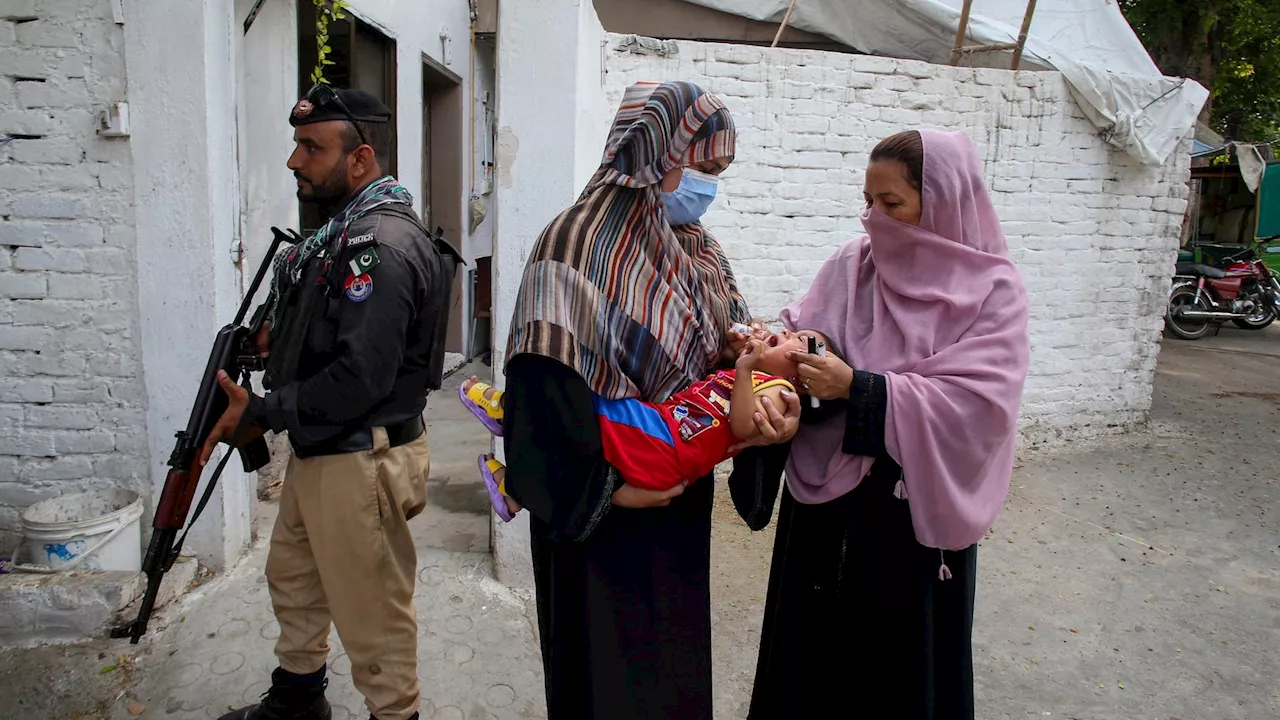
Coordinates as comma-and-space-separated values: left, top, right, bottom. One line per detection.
218, 667, 332, 720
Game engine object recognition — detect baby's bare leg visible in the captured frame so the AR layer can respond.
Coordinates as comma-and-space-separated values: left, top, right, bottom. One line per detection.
462, 376, 502, 403
489, 464, 522, 515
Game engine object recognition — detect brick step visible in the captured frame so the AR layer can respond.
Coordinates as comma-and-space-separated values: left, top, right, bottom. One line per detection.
0, 554, 197, 647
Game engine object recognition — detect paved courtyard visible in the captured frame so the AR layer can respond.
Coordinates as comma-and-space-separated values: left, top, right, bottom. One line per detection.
3, 328, 1278, 719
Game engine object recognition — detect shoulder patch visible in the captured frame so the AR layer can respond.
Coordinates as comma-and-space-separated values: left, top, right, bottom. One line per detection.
347, 232, 376, 248
344, 273, 374, 302
348, 247, 381, 276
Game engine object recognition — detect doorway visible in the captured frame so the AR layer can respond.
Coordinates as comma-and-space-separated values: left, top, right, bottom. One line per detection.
421, 55, 466, 353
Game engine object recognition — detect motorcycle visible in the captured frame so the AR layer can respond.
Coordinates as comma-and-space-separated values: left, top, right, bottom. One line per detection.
1165, 243, 1280, 340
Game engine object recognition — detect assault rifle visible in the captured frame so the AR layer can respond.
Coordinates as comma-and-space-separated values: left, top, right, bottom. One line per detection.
112, 227, 301, 644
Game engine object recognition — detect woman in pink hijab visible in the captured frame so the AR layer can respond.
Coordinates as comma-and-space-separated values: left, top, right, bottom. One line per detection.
728, 129, 1030, 718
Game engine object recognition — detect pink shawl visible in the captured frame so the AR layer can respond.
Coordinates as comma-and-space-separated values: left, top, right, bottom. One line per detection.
779, 129, 1030, 551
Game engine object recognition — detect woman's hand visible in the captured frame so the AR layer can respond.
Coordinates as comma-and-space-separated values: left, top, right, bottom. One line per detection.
612, 481, 688, 508
789, 349, 855, 401
728, 391, 802, 453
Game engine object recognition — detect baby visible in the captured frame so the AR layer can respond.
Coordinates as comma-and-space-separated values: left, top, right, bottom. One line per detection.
461, 328, 829, 521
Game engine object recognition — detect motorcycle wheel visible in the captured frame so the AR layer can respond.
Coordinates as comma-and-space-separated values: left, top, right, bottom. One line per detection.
1231, 305, 1275, 330
1165, 286, 1215, 340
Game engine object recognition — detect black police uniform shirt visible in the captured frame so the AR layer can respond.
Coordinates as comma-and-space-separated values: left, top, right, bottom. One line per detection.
247, 201, 453, 453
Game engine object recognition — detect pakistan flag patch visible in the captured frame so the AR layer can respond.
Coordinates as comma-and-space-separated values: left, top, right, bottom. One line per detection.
349, 247, 380, 276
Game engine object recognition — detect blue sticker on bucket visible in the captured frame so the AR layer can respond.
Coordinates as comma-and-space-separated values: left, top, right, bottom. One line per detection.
44, 540, 86, 563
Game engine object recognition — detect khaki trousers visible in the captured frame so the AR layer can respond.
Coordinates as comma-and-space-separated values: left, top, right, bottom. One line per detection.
266, 427, 430, 720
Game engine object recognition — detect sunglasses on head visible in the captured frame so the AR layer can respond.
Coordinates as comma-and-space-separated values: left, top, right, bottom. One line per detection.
306, 82, 369, 148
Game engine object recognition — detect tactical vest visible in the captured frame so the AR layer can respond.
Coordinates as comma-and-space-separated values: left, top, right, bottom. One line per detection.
262, 205, 463, 394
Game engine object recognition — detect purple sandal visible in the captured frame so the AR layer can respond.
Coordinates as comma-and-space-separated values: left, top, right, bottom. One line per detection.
478, 454, 514, 522
459, 382, 504, 437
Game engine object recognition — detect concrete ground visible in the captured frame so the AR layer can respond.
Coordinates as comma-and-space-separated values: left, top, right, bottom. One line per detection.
5, 327, 1279, 719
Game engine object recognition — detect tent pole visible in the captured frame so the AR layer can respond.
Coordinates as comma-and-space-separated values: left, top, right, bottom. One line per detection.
949, 0, 975, 66
771, 0, 798, 48
1011, 0, 1038, 71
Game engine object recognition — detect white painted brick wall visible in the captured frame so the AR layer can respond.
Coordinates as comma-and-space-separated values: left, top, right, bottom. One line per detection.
0, 1, 146, 549
601, 36, 1192, 440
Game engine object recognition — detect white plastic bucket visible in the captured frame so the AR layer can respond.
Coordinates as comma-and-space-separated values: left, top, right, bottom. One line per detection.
15, 488, 143, 572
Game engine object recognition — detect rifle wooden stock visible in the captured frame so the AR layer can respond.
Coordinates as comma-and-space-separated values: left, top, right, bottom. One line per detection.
154, 467, 197, 530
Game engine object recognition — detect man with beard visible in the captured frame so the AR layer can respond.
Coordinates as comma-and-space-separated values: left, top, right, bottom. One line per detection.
200, 85, 460, 720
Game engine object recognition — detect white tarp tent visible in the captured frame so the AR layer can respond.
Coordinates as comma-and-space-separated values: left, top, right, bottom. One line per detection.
683, 0, 1209, 167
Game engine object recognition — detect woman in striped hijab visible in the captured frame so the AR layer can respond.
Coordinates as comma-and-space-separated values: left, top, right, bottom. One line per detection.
502, 81, 800, 718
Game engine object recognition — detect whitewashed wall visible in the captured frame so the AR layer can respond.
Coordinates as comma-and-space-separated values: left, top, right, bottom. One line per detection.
600, 37, 1193, 438
468, 36, 497, 263
124, 0, 253, 568
0, 0, 150, 553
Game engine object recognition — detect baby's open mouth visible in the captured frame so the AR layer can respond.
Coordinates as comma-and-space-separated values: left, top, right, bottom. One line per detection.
766, 334, 780, 347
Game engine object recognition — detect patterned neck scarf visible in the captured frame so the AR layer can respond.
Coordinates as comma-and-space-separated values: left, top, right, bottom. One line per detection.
267, 175, 412, 321
506, 81, 749, 402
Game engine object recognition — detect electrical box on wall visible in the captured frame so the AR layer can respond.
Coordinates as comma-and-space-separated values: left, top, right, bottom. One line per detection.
97, 102, 130, 138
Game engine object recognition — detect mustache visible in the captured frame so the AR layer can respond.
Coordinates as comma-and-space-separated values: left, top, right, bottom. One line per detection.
293, 171, 310, 183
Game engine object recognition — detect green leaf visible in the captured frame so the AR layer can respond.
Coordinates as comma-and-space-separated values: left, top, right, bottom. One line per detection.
322, 58, 335, 66
322, 45, 332, 53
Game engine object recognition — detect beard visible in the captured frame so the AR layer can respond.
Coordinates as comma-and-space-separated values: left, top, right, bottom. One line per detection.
295, 157, 351, 209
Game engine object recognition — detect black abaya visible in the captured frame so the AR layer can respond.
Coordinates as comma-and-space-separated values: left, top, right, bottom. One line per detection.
733, 372, 979, 720
505, 354, 754, 720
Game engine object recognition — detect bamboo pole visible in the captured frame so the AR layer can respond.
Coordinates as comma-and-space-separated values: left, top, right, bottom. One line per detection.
771, 0, 798, 48
1011, 0, 1038, 71
956, 42, 1018, 55
948, 0, 975, 66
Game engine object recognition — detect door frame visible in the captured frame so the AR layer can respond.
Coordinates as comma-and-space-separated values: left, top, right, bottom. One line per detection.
421, 53, 466, 353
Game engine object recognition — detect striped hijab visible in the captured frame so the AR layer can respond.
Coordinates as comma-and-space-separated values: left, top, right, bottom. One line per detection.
506, 81, 749, 402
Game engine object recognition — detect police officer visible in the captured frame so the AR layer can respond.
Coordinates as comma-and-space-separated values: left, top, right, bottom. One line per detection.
200, 85, 460, 720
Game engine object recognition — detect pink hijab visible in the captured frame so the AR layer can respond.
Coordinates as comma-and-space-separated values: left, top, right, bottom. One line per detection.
779, 129, 1030, 551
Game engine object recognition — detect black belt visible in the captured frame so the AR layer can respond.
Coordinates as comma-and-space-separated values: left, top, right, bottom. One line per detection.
292, 416, 425, 459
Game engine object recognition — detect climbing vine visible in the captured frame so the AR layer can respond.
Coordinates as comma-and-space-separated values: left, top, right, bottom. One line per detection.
310, 0, 349, 85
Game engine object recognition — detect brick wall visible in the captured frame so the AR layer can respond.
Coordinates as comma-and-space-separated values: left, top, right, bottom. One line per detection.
601, 36, 1192, 440
0, 1, 146, 548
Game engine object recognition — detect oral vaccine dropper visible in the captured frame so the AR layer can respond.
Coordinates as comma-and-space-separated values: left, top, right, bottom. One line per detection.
808, 336, 825, 409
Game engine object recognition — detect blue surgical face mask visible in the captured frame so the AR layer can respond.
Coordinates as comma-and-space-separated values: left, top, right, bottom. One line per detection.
660, 168, 719, 226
